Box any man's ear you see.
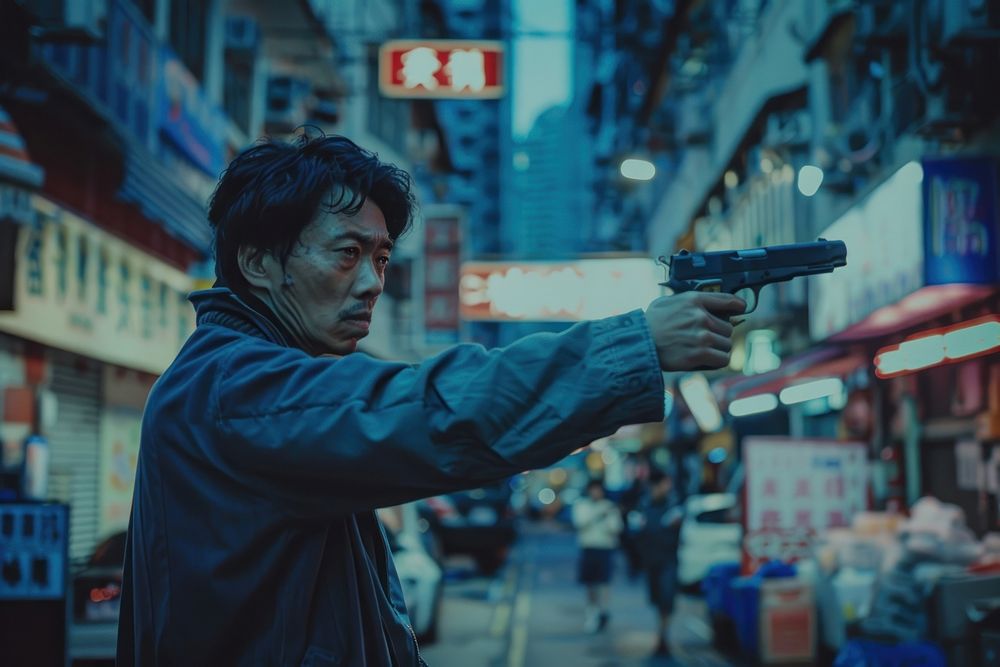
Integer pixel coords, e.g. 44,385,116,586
237,245,277,290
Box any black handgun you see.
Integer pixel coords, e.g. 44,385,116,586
658,238,847,313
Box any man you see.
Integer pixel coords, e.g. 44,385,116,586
117,134,744,666
636,469,684,657
571,479,623,633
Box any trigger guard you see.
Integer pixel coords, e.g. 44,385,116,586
733,286,759,314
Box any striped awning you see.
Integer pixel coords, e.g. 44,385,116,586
0,104,44,188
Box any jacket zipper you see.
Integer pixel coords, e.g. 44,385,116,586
407,623,426,667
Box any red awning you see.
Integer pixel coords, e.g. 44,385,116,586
830,284,997,342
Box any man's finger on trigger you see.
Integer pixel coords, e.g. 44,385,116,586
703,293,747,315
699,292,747,315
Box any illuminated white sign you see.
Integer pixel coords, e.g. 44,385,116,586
729,393,779,417
459,258,663,322
679,373,723,433
874,315,1000,378
779,378,844,406
810,161,924,340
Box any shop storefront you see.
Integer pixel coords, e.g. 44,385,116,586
0,193,193,560
695,156,1000,667
810,156,1000,521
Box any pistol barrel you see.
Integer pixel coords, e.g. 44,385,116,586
669,239,846,281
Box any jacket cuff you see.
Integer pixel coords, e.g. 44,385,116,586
591,309,665,423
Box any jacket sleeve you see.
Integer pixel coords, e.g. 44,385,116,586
210,309,664,516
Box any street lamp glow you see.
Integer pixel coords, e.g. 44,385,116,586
779,378,844,405
678,373,723,433
797,165,824,196
620,158,656,181
728,393,779,417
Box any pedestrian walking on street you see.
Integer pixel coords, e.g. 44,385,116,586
572,478,624,633
636,469,684,658
116,132,745,667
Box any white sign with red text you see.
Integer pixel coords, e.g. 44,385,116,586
743,437,867,570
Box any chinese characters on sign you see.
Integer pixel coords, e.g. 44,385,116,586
423,209,463,345
743,437,868,573
380,40,504,99
0,195,195,375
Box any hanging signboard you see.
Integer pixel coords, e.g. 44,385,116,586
159,46,228,176
459,258,663,322
423,207,463,345
379,40,505,99
922,157,1000,285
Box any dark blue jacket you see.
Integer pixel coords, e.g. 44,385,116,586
117,288,664,666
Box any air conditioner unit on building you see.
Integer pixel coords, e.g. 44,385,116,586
265,76,312,133
307,98,339,126
25,0,105,40
940,0,998,46
225,16,261,56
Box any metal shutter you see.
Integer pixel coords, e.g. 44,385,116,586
46,351,102,563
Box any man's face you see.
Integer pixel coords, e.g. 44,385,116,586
256,199,392,356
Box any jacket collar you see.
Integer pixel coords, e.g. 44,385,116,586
189,287,294,348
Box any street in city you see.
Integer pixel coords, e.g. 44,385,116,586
424,522,742,667
2,1,1000,665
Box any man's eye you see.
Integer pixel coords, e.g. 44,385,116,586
377,256,391,267
339,247,360,258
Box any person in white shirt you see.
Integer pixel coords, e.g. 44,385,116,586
571,479,624,633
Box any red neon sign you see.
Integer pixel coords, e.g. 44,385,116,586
874,315,1000,379
379,40,504,99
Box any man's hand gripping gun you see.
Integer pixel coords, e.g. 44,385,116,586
658,239,848,315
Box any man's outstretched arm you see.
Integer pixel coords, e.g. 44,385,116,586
202,291,743,517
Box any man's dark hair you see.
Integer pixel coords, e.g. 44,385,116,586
207,133,415,294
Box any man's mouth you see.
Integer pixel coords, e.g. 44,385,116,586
343,314,371,331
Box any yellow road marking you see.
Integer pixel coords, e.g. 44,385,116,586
490,602,512,638
507,591,532,667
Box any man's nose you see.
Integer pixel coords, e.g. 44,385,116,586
355,259,384,299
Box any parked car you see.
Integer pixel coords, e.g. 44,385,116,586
377,504,444,643
677,493,743,594
418,481,517,575
68,531,126,666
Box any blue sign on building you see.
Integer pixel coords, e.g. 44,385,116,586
922,157,1000,285
158,47,227,177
